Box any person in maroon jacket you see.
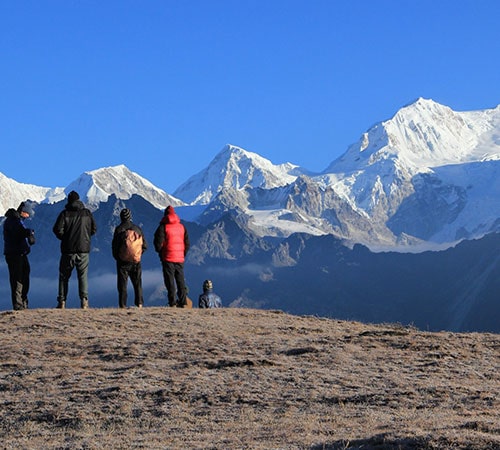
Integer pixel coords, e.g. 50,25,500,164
153,206,190,307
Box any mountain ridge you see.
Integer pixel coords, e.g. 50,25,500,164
1,98,499,250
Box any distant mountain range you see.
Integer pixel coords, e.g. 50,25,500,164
1,98,499,332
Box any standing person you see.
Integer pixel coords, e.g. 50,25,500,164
154,205,190,307
53,191,97,309
112,208,147,308
198,279,222,309
3,202,36,310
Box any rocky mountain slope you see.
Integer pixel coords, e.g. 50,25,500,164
1,308,498,449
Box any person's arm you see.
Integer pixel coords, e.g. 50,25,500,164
111,228,120,260
90,212,97,236
52,212,64,240
183,227,190,255
153,224,165,254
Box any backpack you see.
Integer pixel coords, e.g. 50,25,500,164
119,229,143,263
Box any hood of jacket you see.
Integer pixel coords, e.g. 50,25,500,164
65,200,85,212
4,208,21,219
160,210,181,225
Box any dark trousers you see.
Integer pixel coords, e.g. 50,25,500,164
5,254,30,310
161,261,187,307
117,261,143,308
58,253,89,302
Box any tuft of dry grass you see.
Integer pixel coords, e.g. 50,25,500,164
0,307,498,449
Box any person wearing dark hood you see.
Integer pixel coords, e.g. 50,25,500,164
3,202,36,310
112,208,147,308
154,205,190,307
53,191,97,309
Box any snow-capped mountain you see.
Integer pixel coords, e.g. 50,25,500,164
173,144,303,205
65,165,184,210
184,99,499,247
1,102,499,331
0,172,65,215
2,99,499,250
315,98,500,246
325,98,499,174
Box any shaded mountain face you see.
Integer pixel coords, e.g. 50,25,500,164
0,99,498,332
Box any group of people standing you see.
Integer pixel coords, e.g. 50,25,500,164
3,191,222,310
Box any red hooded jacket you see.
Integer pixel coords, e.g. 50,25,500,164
153,207,190,263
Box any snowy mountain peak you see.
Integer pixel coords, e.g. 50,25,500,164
0,172,65,216
65,165,183,210
173,144,302,205
325,99,500,174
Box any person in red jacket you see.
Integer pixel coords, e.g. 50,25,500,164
153,206,190,307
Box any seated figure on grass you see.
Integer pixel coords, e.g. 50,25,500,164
198,279,222,309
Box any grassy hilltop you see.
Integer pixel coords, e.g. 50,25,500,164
0,308,499,449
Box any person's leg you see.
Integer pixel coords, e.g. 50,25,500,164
130,263,143,307
5,255,24,310
21,255,30,308
162,262,176,307
57,254,74,308
174,263,187,307
117,261,129,308
75,253,90,308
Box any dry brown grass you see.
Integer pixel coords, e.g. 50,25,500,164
0,307,498,449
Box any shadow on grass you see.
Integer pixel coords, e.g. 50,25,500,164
310,434,458,450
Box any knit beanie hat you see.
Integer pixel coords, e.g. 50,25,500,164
120,208,132,222
68,191,80,203
17,202,33,216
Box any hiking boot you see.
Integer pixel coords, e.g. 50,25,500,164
137,303,143,309
56,299,66,309
81,298,89,309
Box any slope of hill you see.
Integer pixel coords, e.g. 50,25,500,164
1,308,498,449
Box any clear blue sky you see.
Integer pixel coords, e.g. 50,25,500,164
1,0,499,193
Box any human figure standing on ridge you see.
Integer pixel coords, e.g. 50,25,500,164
53,191,97,309
112,208,147,308
3,202,36,310
198,279,222,309
154,205,190,307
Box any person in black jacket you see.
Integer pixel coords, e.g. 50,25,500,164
3,202,35,310
53,191,97,309
111,208,147,308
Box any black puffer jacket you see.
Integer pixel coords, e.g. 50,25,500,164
53,200,97,254
3,208,33,256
